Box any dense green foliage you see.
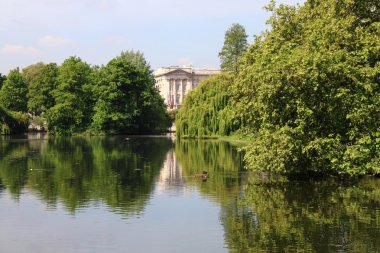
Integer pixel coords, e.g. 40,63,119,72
118,50,151,69
218,23,248,72
0,68,29,133
46,57,94,134
23,62,58,115
176,73,234,137
233,0,380,176
0,73,5,90
178,0,380,176
1,50,170,135
0,68,28,112
0,106,28,134
91,53,170,134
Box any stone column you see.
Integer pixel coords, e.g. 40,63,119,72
168,79,173,109
180,80,185,104
168,79,172,102
186,78,191,94
174,79,178,108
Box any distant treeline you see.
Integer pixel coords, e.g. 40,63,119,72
176,0,380,176
0,51,171,135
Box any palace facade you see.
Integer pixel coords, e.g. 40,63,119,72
154,66,219,110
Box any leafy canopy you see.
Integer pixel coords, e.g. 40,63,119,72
0,73,5,90
176,73,234,138
232,0,380,176
218,23,248,72
91,53,170,134
0,68,28,112
23,62,58,115
177,0,380,177
46,56,93,134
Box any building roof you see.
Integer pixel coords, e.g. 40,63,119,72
154,66,220,77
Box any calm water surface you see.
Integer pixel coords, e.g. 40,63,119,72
0,134,379,253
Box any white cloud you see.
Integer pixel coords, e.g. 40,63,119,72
0,43,42,56
39,35,73,47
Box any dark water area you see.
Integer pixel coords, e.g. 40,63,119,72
0,134,379,253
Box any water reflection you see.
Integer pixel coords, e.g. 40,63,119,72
0,135,173,216
224,175,380,253
1,136,380,252
174,140,245,204
156,150,185,193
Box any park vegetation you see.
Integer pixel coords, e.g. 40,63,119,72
0,70,29,134
218,23,248,73
176,0,380,177
0,50,171,135
176,73,235,137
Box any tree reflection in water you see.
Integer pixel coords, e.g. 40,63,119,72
174,139,245,205
223,174,380,253
0,136,173,216
1,136,380,252
173,140,380,252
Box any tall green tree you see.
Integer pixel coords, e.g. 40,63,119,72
218,23,248,72
118,50,151,70
23,62,58,115
231,0,380,176
0,68,28,112
46,56,93,134
91,54,170,134
22,62,45,84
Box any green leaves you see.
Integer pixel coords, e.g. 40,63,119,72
0,73,6,90
176,73,234,138
0,68,27,112
90,54,170,135
1,50,170,136
0,106,28,134
179,0,380,176
219,23,248,72
23,62,58,115
236,0,380,176
46,57,93,134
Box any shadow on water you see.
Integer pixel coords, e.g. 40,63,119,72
0,135,173,217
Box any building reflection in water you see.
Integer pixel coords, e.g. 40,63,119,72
156,149,185,194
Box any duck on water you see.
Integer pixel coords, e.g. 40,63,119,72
193,171,209,181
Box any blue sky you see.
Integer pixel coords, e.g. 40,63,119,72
0,0,305,74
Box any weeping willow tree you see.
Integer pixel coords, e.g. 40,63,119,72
176,73,236,138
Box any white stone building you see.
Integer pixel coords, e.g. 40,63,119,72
154,66,220,110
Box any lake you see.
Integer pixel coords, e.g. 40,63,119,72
0,134,379,252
